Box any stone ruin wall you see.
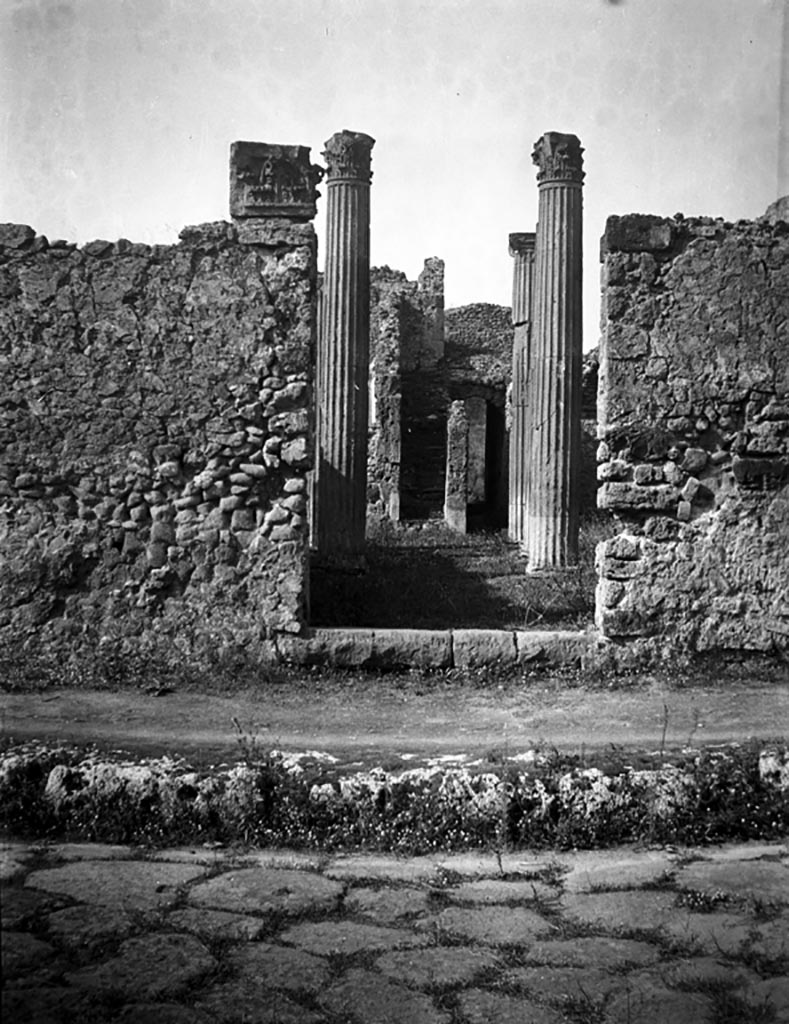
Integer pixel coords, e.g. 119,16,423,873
597,211,789,652
368,260,446,520
0,218,316,665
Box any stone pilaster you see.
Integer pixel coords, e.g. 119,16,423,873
523,132,584,570
508,231,536,546
312,130,375,555
444,400,468,533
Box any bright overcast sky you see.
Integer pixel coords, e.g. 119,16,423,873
2,0,786,350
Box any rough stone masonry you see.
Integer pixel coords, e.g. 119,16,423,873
0,142,319,665
597,205,789,653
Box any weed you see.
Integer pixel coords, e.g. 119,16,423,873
709,989,778,1023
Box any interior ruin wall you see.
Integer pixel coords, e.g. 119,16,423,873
597,211,789,652
0,218,316,666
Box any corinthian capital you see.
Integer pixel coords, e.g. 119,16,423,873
532,132,584,185
323,130,375,184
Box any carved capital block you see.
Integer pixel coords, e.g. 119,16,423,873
508,232,536,257
532,132,584,185
323,130,375,184
229,142,322,220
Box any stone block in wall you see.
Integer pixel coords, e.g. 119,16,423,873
602,215,674,255
598,482,679,512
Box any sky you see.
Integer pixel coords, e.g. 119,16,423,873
2,0,787,350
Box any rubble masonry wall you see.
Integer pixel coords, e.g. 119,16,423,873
597,213,789,651
0,219,316,664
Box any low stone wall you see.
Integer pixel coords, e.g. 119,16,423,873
0,218,316,663
596,211,789,652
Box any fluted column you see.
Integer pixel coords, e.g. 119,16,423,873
508,231,536,546
313,130,375,556
524,132,584,570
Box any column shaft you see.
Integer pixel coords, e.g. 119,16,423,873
508,233,535,546
313,131,374,556
524,133,584,570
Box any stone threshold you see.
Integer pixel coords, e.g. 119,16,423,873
276,626,595,670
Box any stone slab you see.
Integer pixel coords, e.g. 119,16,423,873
417,906,553,946
750,976,789,1014
117,1004,215,1024
524,936,661,968
0,886,61,929
187,867,342,915
452,629,517,669
658,956,759,989
45,842,136,862
0,986,88,1024
505,964,626,1003
280,920,429,956
166,907,267,940
371,628,452,669
457,988,565,1024
319,968,449,1024
449,878,556,904
326,854,439,882
675,860,789,901
514,630,591,665
665,910,770,956
559,849,675,893
559,890,677,933
345,886,431,922
228,943,330,995
606,985,711,1024
26,860,206,910
197,979,323,1024
66,933,215,1000
1,931,56,978
46,904,136,946
374,946,500,989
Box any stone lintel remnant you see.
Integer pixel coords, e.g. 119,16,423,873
229,142,322,221
524,131,584,570
313,130,375,556
508,231,536,545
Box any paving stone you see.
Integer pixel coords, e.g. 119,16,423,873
457,988,565,1024
167,906,267,940
523,936,661,968
66,933,216,1000
435,853,551,877
676,859,789,901
375,946,500,989
449,878,556,904
658,955,760,989
505,964,627,1003
117,1004,215,1024
46,904,136,946
0,855,28,883
26,860,206,910
0,930,56,978
228,943,331,995
0,886,61,929
326,854,439,882
188,867,341,916
280,919,429,956
687,842,788,863
0,985,88,1024
46,842,136,862
606,984,711,1024
559,889,677,932
345,885,432,922
147,848,227,865
750,976,789,1015
560,849,675,893
665,910,756,955
319,968,449,1023
197,979,324,1024
417,905,554,946
243,849,329,871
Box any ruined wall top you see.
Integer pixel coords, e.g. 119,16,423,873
229,142,322,221
323,130,375,184
532,132,584,185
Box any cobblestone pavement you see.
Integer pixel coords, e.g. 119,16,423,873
2,840,788,1024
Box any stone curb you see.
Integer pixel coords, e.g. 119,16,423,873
276,627,595,669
